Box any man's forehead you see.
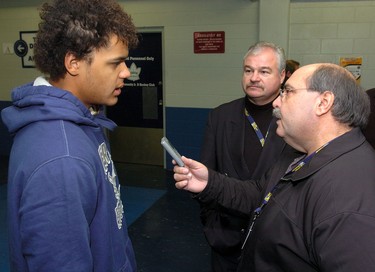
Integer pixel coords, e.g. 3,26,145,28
244,64,272,70
289,64,319,82
244,53,278,68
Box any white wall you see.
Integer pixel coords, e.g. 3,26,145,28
0,7,41,100
122,0,259,109
288,0,375,90
0,0,258,107
1,0,375,107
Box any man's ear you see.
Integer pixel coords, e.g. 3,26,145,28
316,91,334,116
280,69,286,84
64,52,79,76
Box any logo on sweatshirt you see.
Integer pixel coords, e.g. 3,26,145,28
98,142,124,229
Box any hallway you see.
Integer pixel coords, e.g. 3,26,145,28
0,157,211,272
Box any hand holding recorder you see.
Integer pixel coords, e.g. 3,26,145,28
161,137,208,193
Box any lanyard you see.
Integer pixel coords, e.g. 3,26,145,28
241,141,330,249
244,108,269,147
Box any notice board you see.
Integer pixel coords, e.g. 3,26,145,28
194,31,225,54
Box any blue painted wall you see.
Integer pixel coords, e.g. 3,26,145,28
165,107,210,170
0,102,211,169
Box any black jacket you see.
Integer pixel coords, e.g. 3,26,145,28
199,97,288,254
363,88,375,149
198,128,375,271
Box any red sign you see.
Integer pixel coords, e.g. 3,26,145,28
194,31,225,54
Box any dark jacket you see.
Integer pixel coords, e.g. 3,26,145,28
363,88,375,149
198,128,375,271
199,97,288,254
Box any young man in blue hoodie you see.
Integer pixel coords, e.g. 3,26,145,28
1,0,138,271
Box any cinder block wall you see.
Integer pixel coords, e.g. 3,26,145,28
289,1,375,90
1,0,375,162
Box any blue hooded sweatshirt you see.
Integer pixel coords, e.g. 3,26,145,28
1,78,136,272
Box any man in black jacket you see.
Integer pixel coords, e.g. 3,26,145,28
200,41,287,271
174,63,375,271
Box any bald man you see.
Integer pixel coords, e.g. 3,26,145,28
173,63,375,272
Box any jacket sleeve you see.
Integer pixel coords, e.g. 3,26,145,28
312,212,375,271
195,169,263,216
195,147,300,216
19,157,97,272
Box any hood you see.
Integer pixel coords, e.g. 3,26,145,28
1,81,116,134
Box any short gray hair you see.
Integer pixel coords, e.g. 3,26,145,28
307,64,370,129
243,41,286,74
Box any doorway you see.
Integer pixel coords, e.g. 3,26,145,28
107,31,164,166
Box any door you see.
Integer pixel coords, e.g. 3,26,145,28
107,31,163,165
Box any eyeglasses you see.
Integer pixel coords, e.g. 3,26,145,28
279,86,314,98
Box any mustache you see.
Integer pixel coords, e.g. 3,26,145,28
273,108,281,119
246,84,263,89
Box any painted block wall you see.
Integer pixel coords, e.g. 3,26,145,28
165,107,210,169
122,0,259,109
289,0,375,91
2,0,375,162
0,7,41,101
0,0,259,160
120,0,259,166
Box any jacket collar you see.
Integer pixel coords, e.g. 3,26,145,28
283,127,366,183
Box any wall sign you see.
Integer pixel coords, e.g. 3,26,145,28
14,31,37,68
194,31,225,54
340,57,362,83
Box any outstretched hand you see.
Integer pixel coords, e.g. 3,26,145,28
172,156,208,193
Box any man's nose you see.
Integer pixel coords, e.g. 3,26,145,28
120,62,131,79
250,71,260,81
273,95,282,108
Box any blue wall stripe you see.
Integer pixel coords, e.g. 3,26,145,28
0,102,211,170
165,107,210,170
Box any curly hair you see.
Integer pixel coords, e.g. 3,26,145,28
34,0,139,81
